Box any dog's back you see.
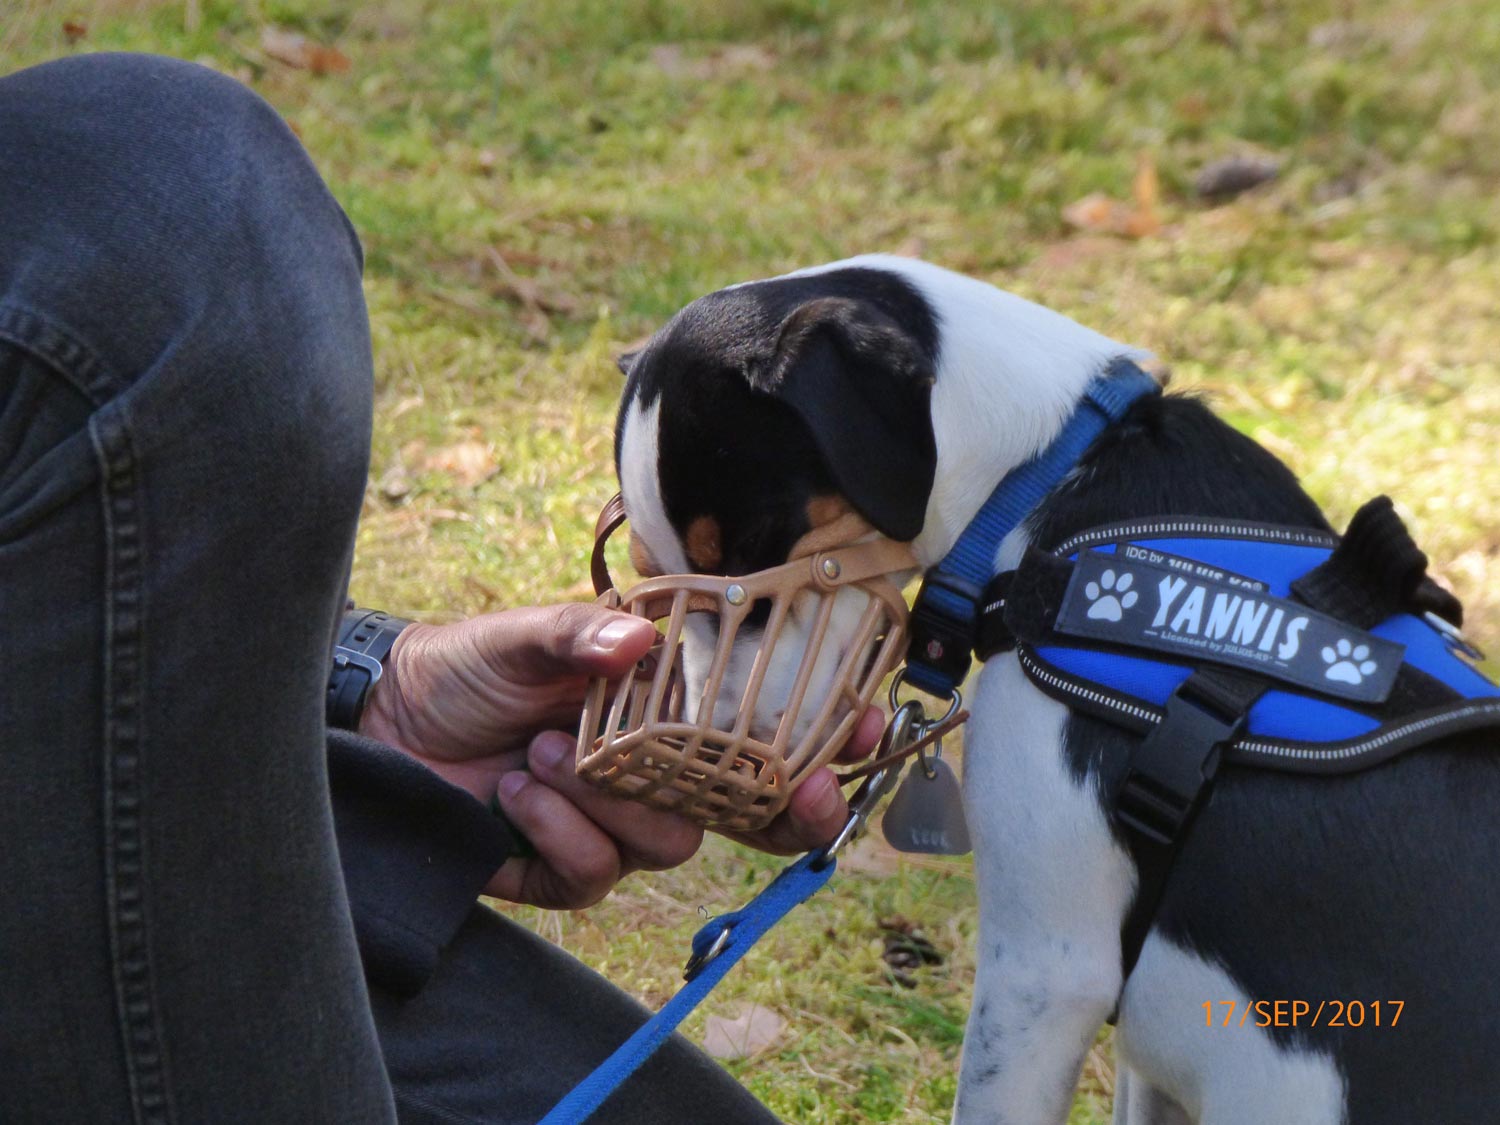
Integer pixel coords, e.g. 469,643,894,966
1033,392,1500,1121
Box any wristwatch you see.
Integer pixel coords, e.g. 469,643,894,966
327,604,412,730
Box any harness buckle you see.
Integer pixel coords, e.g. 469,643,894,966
1116,683,1247,846
905,571,984,693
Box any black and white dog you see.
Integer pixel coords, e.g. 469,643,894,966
613,255,1500,1124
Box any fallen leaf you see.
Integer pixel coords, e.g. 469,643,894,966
261,27,351,75
1062,154,1160,239
1195,154,1281,201
1062,193,1158,239
307,44,351,75
422,441,498,488
703,1004,785,1060
649,42,775,80
378,464,412,503
63,20,87,43
838,831,903,875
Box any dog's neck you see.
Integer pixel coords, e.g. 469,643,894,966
791,255,1150,568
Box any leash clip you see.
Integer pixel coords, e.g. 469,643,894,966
682,926,733,981
813,701,926,870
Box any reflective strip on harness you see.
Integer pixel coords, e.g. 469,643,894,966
1005,515,1500,761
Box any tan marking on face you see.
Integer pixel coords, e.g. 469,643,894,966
805,495,852,528
684,515,723,571
628,531,663,578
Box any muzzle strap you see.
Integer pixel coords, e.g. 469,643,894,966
590,492,629,597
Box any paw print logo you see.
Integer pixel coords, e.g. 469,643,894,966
1085,569,1138,622
1322,638,1378,685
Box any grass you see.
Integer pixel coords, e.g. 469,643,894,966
6,1,1499,1119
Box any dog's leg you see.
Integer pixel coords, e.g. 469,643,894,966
1114,1065,1191,1125
952,655,1134,1124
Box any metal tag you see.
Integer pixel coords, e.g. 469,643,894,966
881,755,971,855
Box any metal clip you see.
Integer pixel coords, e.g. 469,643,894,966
812,700,925,870
916,729,940,780
1424,611,1487,662
682,925,733,981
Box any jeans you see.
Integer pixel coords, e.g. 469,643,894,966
0,54,775,1125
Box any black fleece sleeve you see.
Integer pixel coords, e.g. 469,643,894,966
326,729,522,997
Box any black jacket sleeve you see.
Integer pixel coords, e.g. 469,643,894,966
326,729,522,996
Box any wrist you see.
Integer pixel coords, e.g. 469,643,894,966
328,605,413,731
356,621,425,748
356,624,507,802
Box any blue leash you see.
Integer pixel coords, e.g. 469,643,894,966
537,851,837,1124
538,758,905,1124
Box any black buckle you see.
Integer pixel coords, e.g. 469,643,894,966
974,571,1017,659
906,570,983,689
1116,683,1247,846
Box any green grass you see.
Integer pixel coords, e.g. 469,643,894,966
7,1,1500,1119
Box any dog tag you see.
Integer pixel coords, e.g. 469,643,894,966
881,754,971,856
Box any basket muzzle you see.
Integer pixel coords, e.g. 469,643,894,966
575,494,918,831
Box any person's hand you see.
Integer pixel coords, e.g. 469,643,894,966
360,603,658,796
718,705,888,856
358,602,885,906
360,603,703,908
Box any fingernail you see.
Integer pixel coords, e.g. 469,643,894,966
592,617,643,651
534,734,570,772
499,772,530,801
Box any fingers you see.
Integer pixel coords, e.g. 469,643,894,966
485,731,703,908
835,705,887,762
488,766,622,909
478,603,657,684
718,766,850,856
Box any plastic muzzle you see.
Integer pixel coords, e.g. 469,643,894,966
576,494,917,831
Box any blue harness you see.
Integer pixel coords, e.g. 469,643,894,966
905,359,1500,977
552,362,1496,1119
1005,521,1500,768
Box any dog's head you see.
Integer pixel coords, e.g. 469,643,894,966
597,256,1143,825
613,265,940,750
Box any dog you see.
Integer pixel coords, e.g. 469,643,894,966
612,254,1500,1124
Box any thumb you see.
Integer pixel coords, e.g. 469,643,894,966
476,603,657,684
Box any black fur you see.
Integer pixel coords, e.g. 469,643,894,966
627,263,1499,1118
1033,394,1500,1121
618,268,940,566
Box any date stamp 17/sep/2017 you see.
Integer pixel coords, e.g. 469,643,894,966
1203,1000,1403,1029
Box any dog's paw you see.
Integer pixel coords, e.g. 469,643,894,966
1321,637,1378,685
1084,569,1137,622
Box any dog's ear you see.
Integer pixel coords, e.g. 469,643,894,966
616,351,640,377
746,296,936,541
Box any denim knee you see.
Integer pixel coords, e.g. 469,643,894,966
0,53,367,407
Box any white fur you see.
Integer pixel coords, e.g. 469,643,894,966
782,255,1151,563
625,258,1347,1124
955,651,1134,1123
1115,937,1346,1125
682,584,876,741
619,397,689,575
